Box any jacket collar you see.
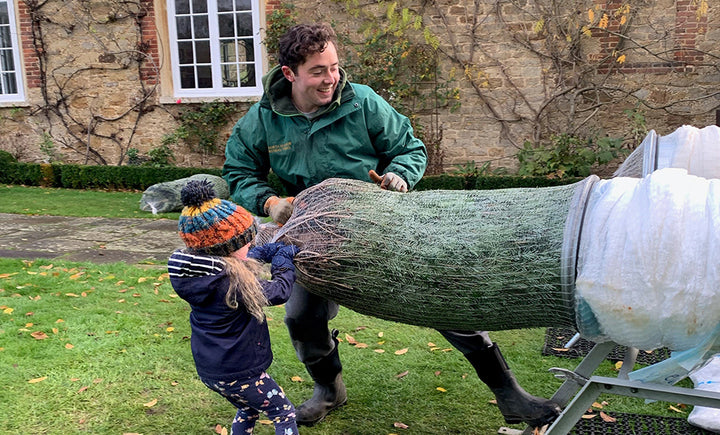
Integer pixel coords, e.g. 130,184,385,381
260,65,354,116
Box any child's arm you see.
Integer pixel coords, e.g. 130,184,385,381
261,245,299,306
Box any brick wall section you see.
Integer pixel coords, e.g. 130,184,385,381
674,0,707,63
17,1,41,89
140,0,160,85
592,0,707,73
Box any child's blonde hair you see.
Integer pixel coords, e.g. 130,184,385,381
223,255,269,322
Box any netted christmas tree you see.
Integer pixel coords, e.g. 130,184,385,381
274,177,591,331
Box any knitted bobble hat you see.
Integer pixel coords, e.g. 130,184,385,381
178,179,257,256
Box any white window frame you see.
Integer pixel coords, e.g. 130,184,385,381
0,0,25,103
166,0,264,98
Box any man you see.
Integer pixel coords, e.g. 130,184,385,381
223,23,561,428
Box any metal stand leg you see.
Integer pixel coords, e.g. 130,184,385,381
545,376,720,435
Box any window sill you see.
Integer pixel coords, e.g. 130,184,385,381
159,96,261,105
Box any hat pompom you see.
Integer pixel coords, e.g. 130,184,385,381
181,179,216,208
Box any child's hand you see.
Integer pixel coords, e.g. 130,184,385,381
271,245,300,274
247,242,285,263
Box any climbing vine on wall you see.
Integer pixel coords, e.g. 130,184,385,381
19,0,163,166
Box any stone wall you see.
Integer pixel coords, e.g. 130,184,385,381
0,0,717,175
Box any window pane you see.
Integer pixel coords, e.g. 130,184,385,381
235,0,251,11
175,16,191,39
0,26,10,48
236,13,252,36
218,13,234,38
240,64,255,87
195,41,210,63
175,0,190,15
220,39,236,63
222,63,238,87
192,0,207,13
218,0,232,12
0,48,14,71
2,72,15,93
237,38,254,62
0,3,8,25
194,15,209,38
180,65,196,88
197,65,212,88
178,41,194,64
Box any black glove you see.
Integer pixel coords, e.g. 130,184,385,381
271,245,300,274
247,242,285,263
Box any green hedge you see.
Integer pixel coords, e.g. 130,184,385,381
0,160,582,191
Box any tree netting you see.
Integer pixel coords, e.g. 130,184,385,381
273,178,590,331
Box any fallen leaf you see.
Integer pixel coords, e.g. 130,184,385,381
143,398,158,407
354,343,368,348
166,327,175,332
378,331,384,337
69,272,85,280
258,419,272,425
668,405,685,413
581,413,596,419
65,293,80,297
291,376,303,382
78,386,88,393
65,343,74,349
614,361,623,370
396,370,409,379
374,349,385,353
393,421,409,429
345,334,357,345
28,376,48,383
428,342,436,347
56,319,64,323
552,347,570,352
434,371,442,376
394,348,409,355
436,387,447,392
31,331,48,340
592,401,603,409
600,411,616,422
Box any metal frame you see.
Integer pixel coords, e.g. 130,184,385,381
511,341,720,435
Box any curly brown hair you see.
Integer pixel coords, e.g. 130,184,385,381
278,23,337,73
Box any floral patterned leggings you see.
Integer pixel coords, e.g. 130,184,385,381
202,372,298,435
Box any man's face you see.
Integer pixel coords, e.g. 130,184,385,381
282,42,340,114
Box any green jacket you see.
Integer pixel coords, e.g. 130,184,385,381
222,65,428,216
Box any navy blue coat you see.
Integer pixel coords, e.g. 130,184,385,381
168,250,294,380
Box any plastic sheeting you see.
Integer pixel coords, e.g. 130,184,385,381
575,168,720,352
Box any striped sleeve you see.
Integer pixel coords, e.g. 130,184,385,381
167,250,225,278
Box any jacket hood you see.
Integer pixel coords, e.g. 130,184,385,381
260,65,353,116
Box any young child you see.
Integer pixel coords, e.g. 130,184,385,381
168,179,300,435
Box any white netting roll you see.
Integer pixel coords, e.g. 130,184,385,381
274,178,588,331
576,168,720,351
614,125,720,179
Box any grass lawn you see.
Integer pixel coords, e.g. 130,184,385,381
0,185,696,434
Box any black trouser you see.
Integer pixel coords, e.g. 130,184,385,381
284,283,493,365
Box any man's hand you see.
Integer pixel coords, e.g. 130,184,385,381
264,196,295,225
368,170,408,193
